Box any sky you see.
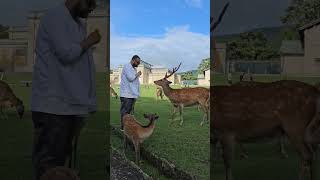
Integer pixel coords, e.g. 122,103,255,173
110,0,210,72
0,0,292,71
213,0,291,35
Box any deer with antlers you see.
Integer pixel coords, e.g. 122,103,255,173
154,63,210,126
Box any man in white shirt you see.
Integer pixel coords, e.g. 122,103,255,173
119,55,142,129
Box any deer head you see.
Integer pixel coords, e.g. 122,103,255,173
154,63,181,87
143,113,159,121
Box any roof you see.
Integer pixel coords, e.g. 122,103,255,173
279,40,304,55
298,18,320,47
298,18,320,32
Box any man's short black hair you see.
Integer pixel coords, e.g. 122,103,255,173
132,55,140,60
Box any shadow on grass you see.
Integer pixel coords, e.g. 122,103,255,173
0,110,108,180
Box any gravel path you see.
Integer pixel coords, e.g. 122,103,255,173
111,149,151,180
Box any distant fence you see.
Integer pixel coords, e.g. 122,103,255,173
227,60,281,74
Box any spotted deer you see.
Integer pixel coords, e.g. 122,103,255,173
123,113,159,164
212,80,320,180
0,80,24,120
154,63,209,126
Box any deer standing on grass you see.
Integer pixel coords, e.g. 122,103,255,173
154,63,210,126
110,84,118,99
0,80,24,120
212,80,320,180
123,113,159,164
156,86,163,101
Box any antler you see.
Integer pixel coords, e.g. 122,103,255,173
164,63,182,79
211,2,230,32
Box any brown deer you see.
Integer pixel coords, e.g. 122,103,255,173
156,86,163,101
40,166,80,180
0,80,24,120
227,76,290,159
123,113,159,164
154,63,209,126
212,80,320,180
110,84,118,99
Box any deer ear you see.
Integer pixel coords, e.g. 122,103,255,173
155,115,159,120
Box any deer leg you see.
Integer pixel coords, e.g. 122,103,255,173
133,141,140,165
123,135,127,158
287,133,313,180
170,105,178,124
0,106,7,120
239,143,249,160
200,104,209,126
279,135,288,159
212,136,220,161
0,106,3,120
179,104,184,126
221,135,235,180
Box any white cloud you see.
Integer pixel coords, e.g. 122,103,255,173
184,0,202,8
110,25,209,72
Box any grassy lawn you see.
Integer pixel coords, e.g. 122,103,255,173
110,85,210,179
212,73,320,180
0,73,107,180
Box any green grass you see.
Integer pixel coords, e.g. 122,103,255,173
212,74,320,180
110,85,210,180
0,73,107,180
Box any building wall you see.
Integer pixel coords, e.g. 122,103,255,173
303,24,320,75
282,55,304,75
197,69,210,86
86,9,107,72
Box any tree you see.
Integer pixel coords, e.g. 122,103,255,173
198,58,210,74
281,0,320,28
181,71,196,81
227,32,279,60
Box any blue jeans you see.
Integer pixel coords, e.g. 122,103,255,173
120,97,136,129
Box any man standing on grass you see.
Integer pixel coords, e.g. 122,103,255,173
30,0,101,179
119,55,142,129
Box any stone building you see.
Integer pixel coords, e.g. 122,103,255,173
280,18,320,76
0,0,108,72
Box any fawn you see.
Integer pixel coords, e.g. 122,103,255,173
122,113,159,164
